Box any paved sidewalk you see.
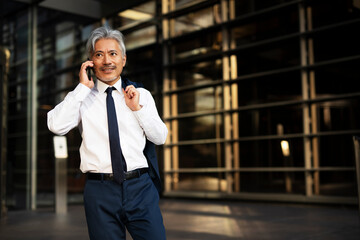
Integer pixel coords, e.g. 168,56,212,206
0,198,359,239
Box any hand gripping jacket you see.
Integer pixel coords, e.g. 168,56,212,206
121,78,162,194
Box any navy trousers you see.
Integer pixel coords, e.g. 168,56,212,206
83,172,166,240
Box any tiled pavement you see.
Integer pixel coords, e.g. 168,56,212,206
0,198,359,239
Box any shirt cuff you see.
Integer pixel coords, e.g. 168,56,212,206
72,83,91,102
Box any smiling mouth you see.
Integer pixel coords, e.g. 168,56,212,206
100,66,116,72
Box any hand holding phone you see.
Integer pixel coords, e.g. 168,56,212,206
86,66,94,81
79,59,95,89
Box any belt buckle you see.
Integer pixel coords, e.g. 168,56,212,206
124,169,140,181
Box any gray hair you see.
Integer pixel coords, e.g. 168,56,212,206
86,26,126,58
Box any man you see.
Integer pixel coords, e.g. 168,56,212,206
47,26,167,240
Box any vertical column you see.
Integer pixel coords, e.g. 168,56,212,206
353,136,360,216
170,78,179,190
168,0,179,190
163,73,172,192
162,0,172,192
299,3,313,197
215,86,223,191
221,0,233,193
0,48,10,218
27,5,38,210
162,0,179,191
307,6,320,195
229,0,240,192
31,6,38,211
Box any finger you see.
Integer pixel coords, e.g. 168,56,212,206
124,86,134,97
128,90,135,99
125,85,131,93
123,88,132,99
82,61,94,71
79,61,94,83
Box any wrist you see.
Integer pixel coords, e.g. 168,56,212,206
133,104,142,111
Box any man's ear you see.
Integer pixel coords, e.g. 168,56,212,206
123,55,127,67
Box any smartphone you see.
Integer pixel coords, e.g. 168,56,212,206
86,58,94,81
86,66,94,81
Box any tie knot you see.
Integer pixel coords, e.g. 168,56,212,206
106,87,116,95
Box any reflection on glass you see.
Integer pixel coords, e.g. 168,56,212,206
173,6,220,37
178,87,222,114
175,60,222,87
239,172,305,194
125,26,156,50
310,1,360,28
175,0,207,9
239,139,304,168
312,25,360,62
117,1,155,28
178,115,223,141
237,71,302,106
239,107,303,136
317,100,360,132
315,60,360,95
174,31,222,60
232,9,298,45
179,144,224,168
236,40,300,76
177,173,227,192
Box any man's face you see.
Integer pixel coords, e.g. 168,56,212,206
91,38,126,85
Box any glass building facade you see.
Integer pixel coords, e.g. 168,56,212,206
1,0,359,213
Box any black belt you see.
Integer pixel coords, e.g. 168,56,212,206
87,168,148,182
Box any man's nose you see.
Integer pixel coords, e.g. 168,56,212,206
103,54,111,64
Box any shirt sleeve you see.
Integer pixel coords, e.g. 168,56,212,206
47,83,91,135
133,88,168,145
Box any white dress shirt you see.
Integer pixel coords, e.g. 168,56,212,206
47,78,168,173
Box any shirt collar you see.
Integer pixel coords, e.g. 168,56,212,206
96,77,123,94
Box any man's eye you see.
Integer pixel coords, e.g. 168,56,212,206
95,53,103,57
110,52,117,56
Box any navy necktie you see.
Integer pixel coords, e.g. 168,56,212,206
105,87,126,184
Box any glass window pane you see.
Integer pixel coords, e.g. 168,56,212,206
178,114,223,141
173,31,222,60
236,40,300,76
177,172,226,192
9,61,27,84
125,25,156,50
316,99,360,132
318,171,357,197
8,117,27,134
232,9,298,44
239,107,303,136
177,87,222,114
309,0,360,28
175,0,207,9
238,71,302,106
117,1,156,27
318,135,356,167
174,60,222,88
179,143,224,168
173,5,220,37
239,139,305,168
312,23,360,62
8,100,27,115
314,60,360,95
239,172,305,194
